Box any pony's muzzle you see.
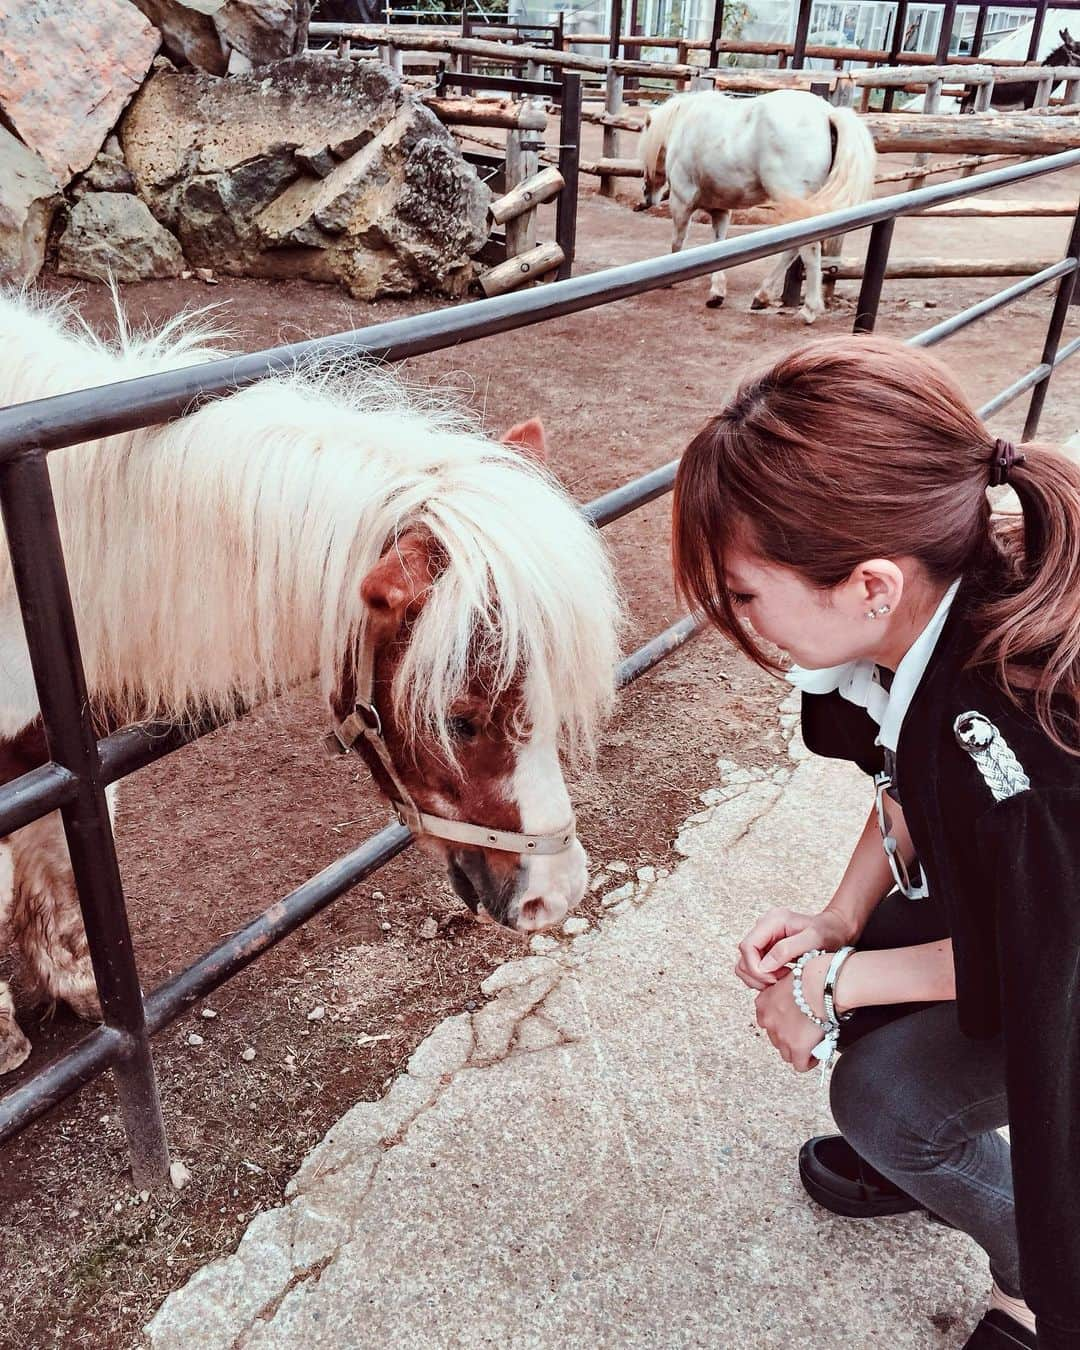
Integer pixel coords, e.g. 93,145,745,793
445,841,586,933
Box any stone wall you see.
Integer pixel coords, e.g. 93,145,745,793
0,2,490,297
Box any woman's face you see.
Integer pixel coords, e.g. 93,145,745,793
723,547,895,670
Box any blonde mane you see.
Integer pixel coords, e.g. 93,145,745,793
0,291,623,761
639,94,694,183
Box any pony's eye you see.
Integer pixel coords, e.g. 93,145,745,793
448,716,479,742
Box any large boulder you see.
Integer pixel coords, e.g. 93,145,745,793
127,0,310,74
0,127,62,284
57,192,186,281
0,0,160,184
120,54,491,298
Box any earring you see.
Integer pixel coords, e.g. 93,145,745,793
865,603,891,620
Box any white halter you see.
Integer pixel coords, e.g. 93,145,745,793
325,635,577,857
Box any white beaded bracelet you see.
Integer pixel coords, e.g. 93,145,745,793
790,949,842,1082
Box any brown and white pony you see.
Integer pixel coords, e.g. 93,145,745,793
0,292,622,1074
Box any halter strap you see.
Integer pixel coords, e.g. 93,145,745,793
325,634,577,857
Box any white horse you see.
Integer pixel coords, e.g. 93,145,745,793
0,291,623,1074
639,90,877,323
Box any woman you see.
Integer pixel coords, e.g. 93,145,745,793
672,335,1080,1350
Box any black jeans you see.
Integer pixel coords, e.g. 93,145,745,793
829,891,1019,1298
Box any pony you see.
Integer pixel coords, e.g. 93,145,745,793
960,30,1080,112
638,90,877,324
0,291,623,1074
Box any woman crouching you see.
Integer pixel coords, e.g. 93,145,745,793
673,335,1080,1350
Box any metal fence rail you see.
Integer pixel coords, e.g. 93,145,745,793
0,148,1078,1183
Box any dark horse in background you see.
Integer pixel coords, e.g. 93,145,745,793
961,30,1080,111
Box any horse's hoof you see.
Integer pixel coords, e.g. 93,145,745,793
705,295,725,309
750,295,770,311
800,305,820,326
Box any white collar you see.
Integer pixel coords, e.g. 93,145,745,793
786,579,961,752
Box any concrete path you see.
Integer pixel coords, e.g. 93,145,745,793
146,696,988,1350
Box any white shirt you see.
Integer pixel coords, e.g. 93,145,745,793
786,579,961,753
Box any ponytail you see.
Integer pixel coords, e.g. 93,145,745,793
974,445,1080,750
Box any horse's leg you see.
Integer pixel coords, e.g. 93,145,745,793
751,249,798,310
705,209,732,309
11,810,102,1022
0,844,30,1074
799,241,825,325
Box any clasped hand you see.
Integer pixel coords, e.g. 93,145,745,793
737,907,853,1073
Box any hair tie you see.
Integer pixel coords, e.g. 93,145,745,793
989,439,1025,488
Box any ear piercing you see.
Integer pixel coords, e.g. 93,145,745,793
865,603,891,620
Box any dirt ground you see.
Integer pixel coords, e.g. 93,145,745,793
1,151,1079,1350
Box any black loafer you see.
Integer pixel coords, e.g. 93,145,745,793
798,1134,926,1219
963,1311,1037,1349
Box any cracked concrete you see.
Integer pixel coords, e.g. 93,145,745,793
146,697,990,1349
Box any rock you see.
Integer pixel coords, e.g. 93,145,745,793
0,0,160,184
601,883,636,908
379,921,392,933
307,1005,326,1022
529,934,558,954
193,266,218,283
240,1047,257,1062
561,916,590,936
139,1190,151,1203
82,150,137,195
121,54,490,298
129,0,309,74
186,1032,204,1046
636,866,657,884
57,193,186,282
0,128,61,285
419,916,439,940
169,1160,192,1191
371,890,386,901
215,0,311,66
200,1008,218,1020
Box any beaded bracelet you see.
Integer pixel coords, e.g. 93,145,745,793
790,949,842,1082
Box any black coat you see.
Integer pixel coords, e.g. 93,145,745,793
801,582,1080,1349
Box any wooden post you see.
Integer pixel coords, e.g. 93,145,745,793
822,78,855,306
709,0,726,70
935,0,958,64
791,0,812,69
910,77,943,190
555,71,581,280
601,0,625,197
1034,74,1054,109
337,35,351,60
481,241,565,295
974,77,994,112
883,0,910,111
1066,80,1080,106
1026,0,1048,62
490,166,565,224
971,2,988,57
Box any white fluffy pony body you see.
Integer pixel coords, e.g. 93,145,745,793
639,90,877,322
0,292,621,760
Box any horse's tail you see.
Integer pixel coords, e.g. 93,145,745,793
745,106,877,226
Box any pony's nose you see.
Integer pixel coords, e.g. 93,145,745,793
517,893,569,932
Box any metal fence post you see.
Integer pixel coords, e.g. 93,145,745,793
853,217,897,333
1023,200,1080,439
0,452,170,1188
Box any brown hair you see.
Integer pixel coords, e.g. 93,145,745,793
672,334,1080,749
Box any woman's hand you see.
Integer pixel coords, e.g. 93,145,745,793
754,956,831,1072
735,907,856,990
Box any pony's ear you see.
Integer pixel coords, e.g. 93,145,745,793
360,531,441,633
502,417,548,464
